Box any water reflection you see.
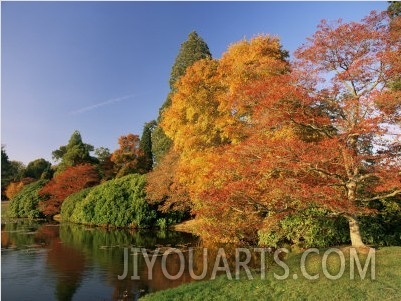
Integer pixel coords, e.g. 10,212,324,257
1,220,270,300
57,223,201,299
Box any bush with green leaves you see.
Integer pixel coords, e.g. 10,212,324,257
258,208,350,248
259,200,401,248
359,198,401,246
8,180,47,218
60,187,93,224
61,174,156,228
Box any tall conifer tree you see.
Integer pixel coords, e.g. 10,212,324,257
152,31,212,165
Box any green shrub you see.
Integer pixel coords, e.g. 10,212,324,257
61,174,156,228
60,187,93,223
258,200,401,248
157,209,188,227
8,180,48,218
258,208,350,248
156,218,167,230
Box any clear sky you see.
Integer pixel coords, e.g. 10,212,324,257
1,1,388,165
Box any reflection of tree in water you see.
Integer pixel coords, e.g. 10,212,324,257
1,219,41,249
37,225,86,301
1,223,12,248
58,223,272,300
59,223,203,299
1,221,86,301
2,220,274,300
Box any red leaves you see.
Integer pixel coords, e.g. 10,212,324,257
39,164,100,216
198,12,400,242
153,14,401,244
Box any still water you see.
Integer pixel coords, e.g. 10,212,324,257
1,219,266,301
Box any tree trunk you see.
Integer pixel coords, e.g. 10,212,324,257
347,215,365,248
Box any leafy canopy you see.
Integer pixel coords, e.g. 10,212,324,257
39,164,100,216
52,130,98,173
61,174,156,228
152,31,212,165
158,13,401,247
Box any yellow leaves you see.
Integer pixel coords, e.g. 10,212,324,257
162,34,290,157
219,35,288,93
161,58,223,152
159,35,294,240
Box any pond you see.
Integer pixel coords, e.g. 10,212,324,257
1,219,269,300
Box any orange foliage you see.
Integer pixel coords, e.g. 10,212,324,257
146,149,190,213
39,164,100,216
5,178,35,200
162,35,289,153
160,35,293,243
111,134,143,177
158,15,401,246
5,182,25,200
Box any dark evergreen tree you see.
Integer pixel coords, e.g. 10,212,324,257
1,147,27,199
388,1,401,18
52,130,98,173
152,31,212,165
1,146,13,199
169,31,212,91
138,120,156,173
24,158,52,179
9,161,26,182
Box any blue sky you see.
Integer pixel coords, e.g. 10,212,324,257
1,1,388,164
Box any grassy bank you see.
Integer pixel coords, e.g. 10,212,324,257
141,246,401,300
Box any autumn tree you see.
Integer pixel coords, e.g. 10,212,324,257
160,35,291,242
285,11,401,247
5,182,25,200
146,149,190,213
163,35,289,152
39,164,100,216
152,31,212,165
52,130,98,173
111,134,143,177
195,13,401,247
162,35,289,179
5,177,36,200
160,14,401,249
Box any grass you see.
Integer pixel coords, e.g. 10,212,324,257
140,246,401,301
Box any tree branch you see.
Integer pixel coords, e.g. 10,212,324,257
308,166,345,182
290,117,334,138
358,189,401,202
